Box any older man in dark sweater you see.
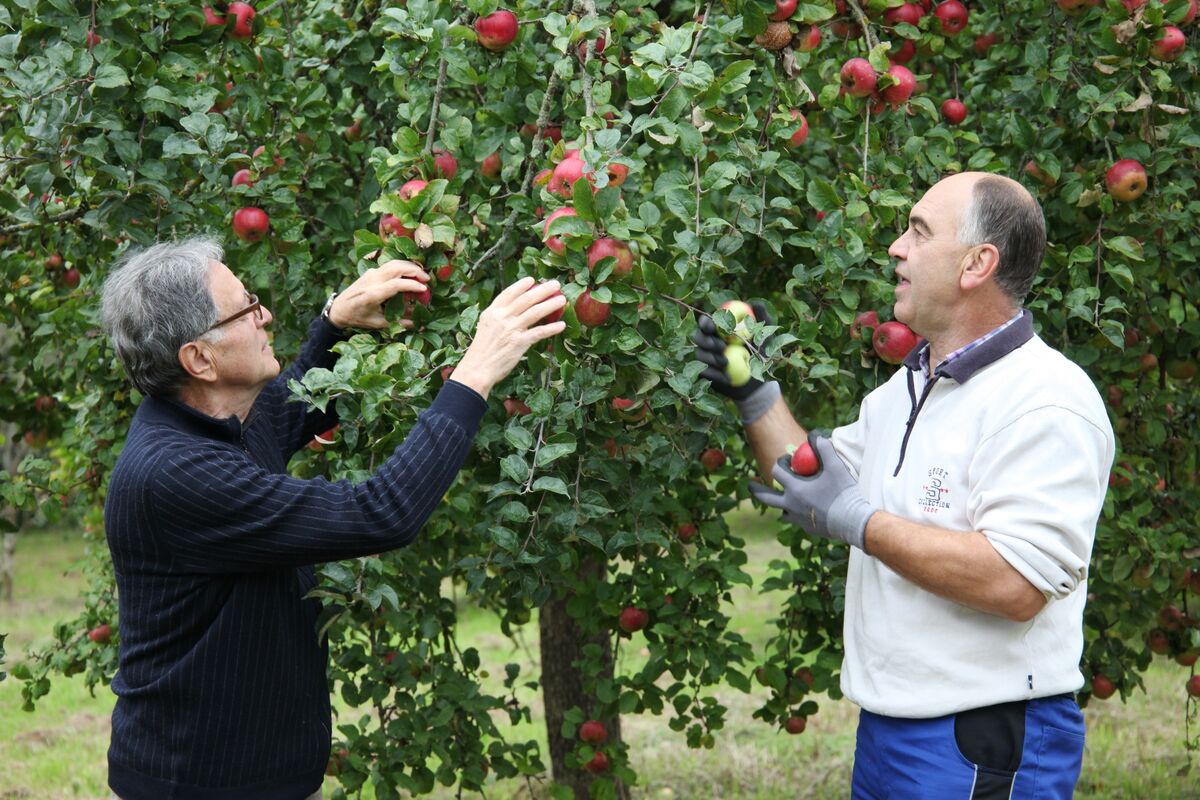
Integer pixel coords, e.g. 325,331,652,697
100,238,566,800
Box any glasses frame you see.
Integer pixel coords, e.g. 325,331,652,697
206,293,263,332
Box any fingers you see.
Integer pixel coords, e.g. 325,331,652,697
699,366,731,386
518,292,567,328
748,481,788,510
697,314,717,335
772,458,800,487
489,276,538,310
509,279,563,317
375,259,430,282
694,348,726,369
749,301,769,325
692,327,725,353
526,319,568,342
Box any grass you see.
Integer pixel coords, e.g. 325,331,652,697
1,518,1197,800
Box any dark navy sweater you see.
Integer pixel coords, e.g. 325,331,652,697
104,316,488,800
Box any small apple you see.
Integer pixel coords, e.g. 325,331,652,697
399,179,428,200
755,21,794,50
579,720,607,744
88,624,112,644
86,29,102,49
1106,159,1147,202
1189,675,1200,698
232,207,269,242
1091,674,1116,699
719,299,757,342
723,344,752,387
575,36,607,63
539,290,566,324
44,252,63,270
231,168,255,187
584,752,609,774
891,39,917,63
770,0,798,21
1024,161,1056,188
974,32,999,54
63,268,81,288
785,716,807,735
840,57,877,98
203,6,226,27
480,152,502,180
542,207,578,254
475,9,519,51
611,397,648,422
227,1,255,39
881,64,916,108
793,24,821,52
343,120,362,141
941,98,968,125
934,0,968,34
618,606,648,632
872,321,920,364
676,522,698,543
379,214,413,241
787,110,808,146
791,442,819,476
606,162,629,187
884,3,924,26
504,398,532,417
1147,629,1170,655
849,310,879,340
574,290,611,327
700,448,726,471
586,238,635,278
548,157,592,198
432,149,458,180
1150,25,1186,60
1165,359,1197,381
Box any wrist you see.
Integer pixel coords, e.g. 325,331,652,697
448,361,494,400
322,293,348,330
734,381,779,425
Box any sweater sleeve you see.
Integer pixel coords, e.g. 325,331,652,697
261,315,350,460
967,405,1113,600
146,381,488,573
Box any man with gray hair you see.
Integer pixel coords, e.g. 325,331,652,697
100,238,566,800
694,173,1114,797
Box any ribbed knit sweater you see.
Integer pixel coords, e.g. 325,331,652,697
104,316,488,800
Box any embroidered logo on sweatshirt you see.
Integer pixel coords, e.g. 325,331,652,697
919,467,951,513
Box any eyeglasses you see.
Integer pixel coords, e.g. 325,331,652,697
206,293,263,331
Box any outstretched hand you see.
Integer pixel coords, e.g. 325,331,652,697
327,259,430,330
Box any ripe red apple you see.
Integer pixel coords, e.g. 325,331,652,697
203,6,226,27
1189,675,1200,698
676,522,698,543
399,179,428,200
785,716,807,735
548,157,592,198
1171,0,1199,25
475,9,519,51
1150,26,1186,61
606,162,629,187
88,623,112,644
480,152,502,180
849,310,879,340
574,290,611,327
787,110,808,146
231,168,255,187
770,0,798,21
35,395,55,413
1091,674,1116,699
251,145,284,173
793,24,821,52
587,238,635,278
503,398,532,417
1024,161,1056,188
840,58,877,98
872,321,920,364
543,207,578,254
44,252,63,270
435,259,453,281
63,267,81,288
1147,629,1171,654
941,98,968,125
232,207,269,242
432,149,458,180
884,3,924,26
934,0,968,34
579,720,607,744
344,120,362,141
1159,605,1186,632
791,442,819,476
891,39,917,63
700,448,726,471
974,32,999,54
584,752,609,774
86,29,102,49
575,36,607,63
618,606,648,632
881,64,916,107
1106,159,1147,202
1178,651,1199,667
227,1,255,39
379,214,413,241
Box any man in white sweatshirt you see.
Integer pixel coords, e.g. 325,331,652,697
694,172,1114,799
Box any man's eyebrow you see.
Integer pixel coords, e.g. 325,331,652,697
909,214,931,233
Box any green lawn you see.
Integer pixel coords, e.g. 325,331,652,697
1,519,1196,799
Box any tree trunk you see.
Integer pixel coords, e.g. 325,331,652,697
0,421,23,604
0,532,15,603
539,555,630,800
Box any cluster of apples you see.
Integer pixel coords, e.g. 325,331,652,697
203,2,256,41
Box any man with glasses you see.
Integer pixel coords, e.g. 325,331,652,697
100,238,566,800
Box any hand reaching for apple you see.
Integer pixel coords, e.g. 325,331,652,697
449,277,567,400
692,301,770,401
327,259,430,330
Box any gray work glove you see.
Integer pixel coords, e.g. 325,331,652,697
691,302,770,402
748,433,876,551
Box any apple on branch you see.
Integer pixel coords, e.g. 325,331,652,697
872,321,921,364
475,9,519,51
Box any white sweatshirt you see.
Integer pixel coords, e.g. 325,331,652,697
831,319,1114,718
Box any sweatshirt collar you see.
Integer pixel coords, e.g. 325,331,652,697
903,309,1035,384
137,394,246,443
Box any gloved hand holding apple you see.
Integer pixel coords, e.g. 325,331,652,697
692,300,770,399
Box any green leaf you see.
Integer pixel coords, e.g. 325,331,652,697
501,454,529,483
162,133,203,158
806,177,841,212
535,442,576,467
1105,236,1143,262
531,476,570,496
94,64,130,88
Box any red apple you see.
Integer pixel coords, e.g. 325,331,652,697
891,39,917,63
203,6,226,27
399,179,428,200
840,57,877,98
475,9,519,51
1024,160,1056,188
576,36,607,63
308,425,339,452
232,207,269,242
1091,674,1116,699
793,24,821,52
974,32,999,54
785,716,807,734
1106,159,1147,202
791,442,819,476
584,752,609,773
1189,675,1200,698
884,3,924,26
542,207,578,254
503,398,532,417
587,238,635,278
432,149,458,180
231,168,255,187
63,268,81,288
251,145,284,173
872,321,920,364
533,168,553,187
344,120,362,141
611,396,648,422
849,310,879,340
35,395,55,413
1149,26,1186,61
934,0,968,34
86,29,102,49
1170,0,1199,25
1147,629,1170,654
941,98,968,125
700,448,726,471
379,214,413,241
435,259,453,281
548,157,592,198
44,252,63,270
606,162,629,187
579,720,607,744
88,624,112,644
787,110,808,146
574,290,611,327
881,64,916,107
539,290,566,324
676,522,698,543
618,606,648,632
227,1,255,39
770,0,798,21
480,152,502,180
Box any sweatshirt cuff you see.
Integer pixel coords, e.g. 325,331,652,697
433,380,490,436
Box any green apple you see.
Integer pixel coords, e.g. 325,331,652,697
720,300,756,343
724,343,752,386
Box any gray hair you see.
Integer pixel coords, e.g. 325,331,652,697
101,238,224,397
958,176,1047,305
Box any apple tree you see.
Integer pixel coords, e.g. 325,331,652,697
1,0,1198,796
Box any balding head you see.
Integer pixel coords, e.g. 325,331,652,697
949,172,1047,304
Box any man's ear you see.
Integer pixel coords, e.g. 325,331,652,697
960,243,1001,293
178,340,219,384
